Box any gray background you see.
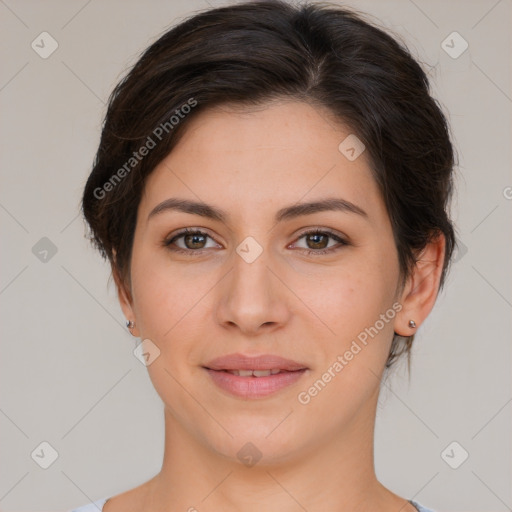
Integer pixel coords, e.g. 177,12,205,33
0,0,511,511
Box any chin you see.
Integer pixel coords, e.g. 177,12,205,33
198,414,308,467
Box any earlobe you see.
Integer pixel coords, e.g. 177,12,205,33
125,319,137,336
112,262,139,337
393,233,446,336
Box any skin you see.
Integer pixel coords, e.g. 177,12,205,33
107,100,445,512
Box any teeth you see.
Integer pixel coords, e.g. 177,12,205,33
236,370,255,377
253,370,272,377
225,369,283,377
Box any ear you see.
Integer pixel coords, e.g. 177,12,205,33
394,232,446,336
112,252,140,337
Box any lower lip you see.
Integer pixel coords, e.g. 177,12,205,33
205,368,307,399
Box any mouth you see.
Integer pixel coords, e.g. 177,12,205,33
203,353,308,399
220,369,290,377
204,353,308,372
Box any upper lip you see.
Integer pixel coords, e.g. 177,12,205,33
204,353,308,371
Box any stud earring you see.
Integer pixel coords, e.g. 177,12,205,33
408,320,416,329
126,320,135,330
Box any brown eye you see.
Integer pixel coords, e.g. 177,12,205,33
164,229,220,254
182,232,207,249
305,232,330,249
291,229,347,256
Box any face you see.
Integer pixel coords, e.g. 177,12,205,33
119,100,405,463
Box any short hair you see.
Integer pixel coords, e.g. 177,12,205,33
82,0,457,368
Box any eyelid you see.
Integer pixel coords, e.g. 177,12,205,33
293,227,347,242
163,226,348,255
164,227,221,250
288,227,348,254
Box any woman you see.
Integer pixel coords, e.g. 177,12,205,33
72,1,456,510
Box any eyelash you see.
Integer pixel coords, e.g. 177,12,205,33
163,227,348,256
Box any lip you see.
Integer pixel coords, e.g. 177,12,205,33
204,353,308,371
203,353,308,399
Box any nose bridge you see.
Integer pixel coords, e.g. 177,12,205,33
216,235,289,333
231,236,275,306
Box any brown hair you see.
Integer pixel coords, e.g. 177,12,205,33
82,0,457,368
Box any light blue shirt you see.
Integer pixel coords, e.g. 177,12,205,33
69,497,436,511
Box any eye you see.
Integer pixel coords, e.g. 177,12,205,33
163,228,220,255
163,227,348,257
290,229,348,256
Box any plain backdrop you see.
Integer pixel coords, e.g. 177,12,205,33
0,0,511,511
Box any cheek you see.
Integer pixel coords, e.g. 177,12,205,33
129,240,205,339
128,250,209,414
129,246,222,386
293,265,398,425
290,253,398,346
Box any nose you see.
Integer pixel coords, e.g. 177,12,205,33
215,243,291,337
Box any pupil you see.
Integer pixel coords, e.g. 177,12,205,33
186,233,205,249
182,233,328,250
309,233,327,249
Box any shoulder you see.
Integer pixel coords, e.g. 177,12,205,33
69,495,436,512
73,479,154,512
410,500,437,512
68,497,109,512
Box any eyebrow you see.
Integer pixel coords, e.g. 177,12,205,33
147,197,368,223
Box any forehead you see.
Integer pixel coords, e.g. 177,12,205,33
139,100,386,225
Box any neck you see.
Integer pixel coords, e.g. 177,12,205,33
145,389,407,512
